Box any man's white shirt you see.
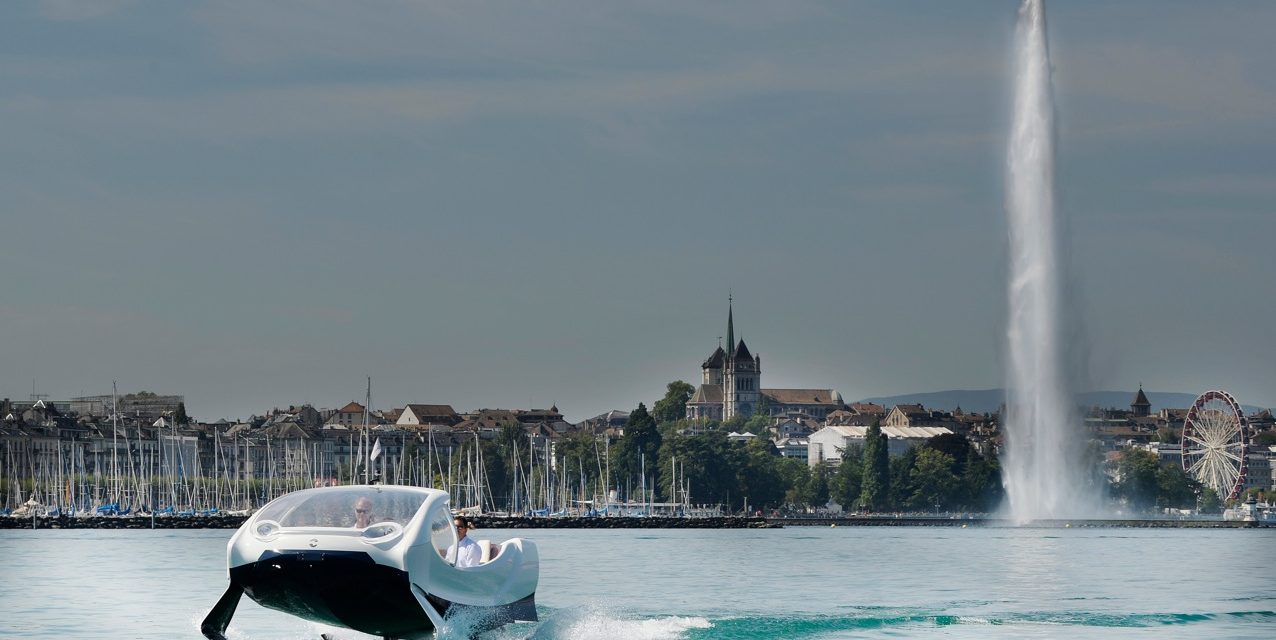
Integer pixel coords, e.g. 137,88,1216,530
447,536,482,568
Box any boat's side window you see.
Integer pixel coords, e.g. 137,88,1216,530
428,507,456,561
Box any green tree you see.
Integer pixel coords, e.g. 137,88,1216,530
743,413,772,435
652,381,696,425
477,437,509,506
1114,448,1161,512
829,443,863,510
888,446,918,510
722,415,747,432
810,464,831,509
960,452,1004,512
495,424,524,456
859,421,891,511
1155,461,1198,510
1197,487,1222,513
1154,427,1181,444
738,437,785,511
615,403,662,493
907,448,959,512
557,429,604,484
920,434,1002,512
924,433,972,469
175,402,190,426
788,461,830,510
658,430,737,506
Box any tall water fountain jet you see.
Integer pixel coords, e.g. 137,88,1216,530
1002,0,1096,521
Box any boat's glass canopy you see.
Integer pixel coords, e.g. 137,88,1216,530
254,485,434,529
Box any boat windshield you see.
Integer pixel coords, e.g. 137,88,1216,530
254,486,432,529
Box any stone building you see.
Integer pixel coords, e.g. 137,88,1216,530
685,299,842,421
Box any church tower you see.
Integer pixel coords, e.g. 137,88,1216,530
1131,385,1151,418
701,343,725,385
722,297,761,420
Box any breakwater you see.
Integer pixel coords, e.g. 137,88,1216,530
0,514,249,529
0,514,775,530
474,515,776,529
773,516,1267,528
3,514,1266,530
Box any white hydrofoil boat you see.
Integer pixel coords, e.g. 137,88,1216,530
201,485,538,639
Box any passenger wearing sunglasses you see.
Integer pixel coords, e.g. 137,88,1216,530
446,517,481,568
353,497,374,529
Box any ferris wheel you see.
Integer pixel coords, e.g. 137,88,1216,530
1181,390,1249,501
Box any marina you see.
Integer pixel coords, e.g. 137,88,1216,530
5,510,1272,530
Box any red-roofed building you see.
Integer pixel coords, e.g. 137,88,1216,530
334,401,366,427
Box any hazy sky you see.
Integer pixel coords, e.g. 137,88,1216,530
3,1,1273,422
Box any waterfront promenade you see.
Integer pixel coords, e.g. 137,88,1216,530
2,513,1268,530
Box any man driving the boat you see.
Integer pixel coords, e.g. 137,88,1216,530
445,517,482,568
353,496,374,528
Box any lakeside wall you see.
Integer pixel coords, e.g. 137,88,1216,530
773,516,1265,528
0,514,250,529
1,514,1266,530
0,514,775,530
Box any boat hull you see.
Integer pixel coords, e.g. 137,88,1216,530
236,550,432,638
235,549,536,639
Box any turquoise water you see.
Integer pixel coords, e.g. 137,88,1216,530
1,526,1272,638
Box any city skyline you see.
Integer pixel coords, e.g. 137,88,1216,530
3,1,1274,422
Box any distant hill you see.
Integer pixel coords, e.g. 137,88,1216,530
860,389,1267,415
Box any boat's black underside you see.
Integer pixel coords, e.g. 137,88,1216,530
234,550,434,638
228,550,535,639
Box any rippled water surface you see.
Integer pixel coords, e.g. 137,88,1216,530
1,526,1272,638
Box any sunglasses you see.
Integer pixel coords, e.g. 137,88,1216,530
356,509,371,514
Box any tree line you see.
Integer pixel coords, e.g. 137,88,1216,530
465,380,1245,515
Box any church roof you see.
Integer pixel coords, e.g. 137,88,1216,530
1132,387,1151,407
763,389,839,405
688,384,724,404
733,339,752,361
702,346,726,369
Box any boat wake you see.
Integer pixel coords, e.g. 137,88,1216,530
202,607,1276,639
488,605,711,640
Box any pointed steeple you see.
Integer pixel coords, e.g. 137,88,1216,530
1131,384,1151,417
727,293,735,355
702,346,726,369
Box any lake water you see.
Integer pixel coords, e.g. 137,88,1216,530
1,526,1273,639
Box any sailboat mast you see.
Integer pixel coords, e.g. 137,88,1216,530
110,383,119,506
640,452,646,515
362,377,371,484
